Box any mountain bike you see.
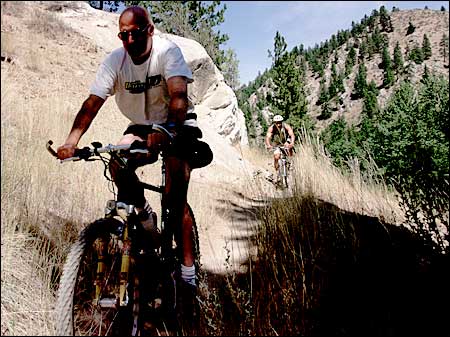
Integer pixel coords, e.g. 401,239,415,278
47,124,200,336
267,146,291,189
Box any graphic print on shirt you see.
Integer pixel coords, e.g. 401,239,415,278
125,74,162,94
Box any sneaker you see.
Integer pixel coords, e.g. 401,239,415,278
177,279,199,325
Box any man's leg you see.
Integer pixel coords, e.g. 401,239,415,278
273,149,281,181
109,134,147,208
108,133,160,248
164,156,194,272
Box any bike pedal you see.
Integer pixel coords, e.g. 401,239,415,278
148,297,162,310
97,297,117,308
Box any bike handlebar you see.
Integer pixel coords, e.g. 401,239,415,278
266,145,291,152
47,123,174,163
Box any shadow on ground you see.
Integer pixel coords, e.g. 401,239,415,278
198,193,450,336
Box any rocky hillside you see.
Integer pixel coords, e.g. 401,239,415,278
240,7,449,143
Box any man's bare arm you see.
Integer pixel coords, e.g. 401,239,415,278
57,94,104,159
166,76,188,126
286,124,295,144
265,125,274,148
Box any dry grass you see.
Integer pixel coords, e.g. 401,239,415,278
1,2,413,336
291,128,404,224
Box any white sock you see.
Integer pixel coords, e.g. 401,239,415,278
180,264,196,286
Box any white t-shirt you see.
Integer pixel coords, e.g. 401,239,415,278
90,35,194,125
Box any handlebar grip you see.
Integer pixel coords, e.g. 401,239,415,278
46,140,58,158
74,147,93,160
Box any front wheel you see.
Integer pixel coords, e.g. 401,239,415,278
55,218,141,336
278,159,289,189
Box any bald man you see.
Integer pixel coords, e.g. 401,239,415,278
57,6,198,289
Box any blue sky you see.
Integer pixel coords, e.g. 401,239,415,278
216,1,449,86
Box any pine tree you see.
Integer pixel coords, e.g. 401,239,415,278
337,71,345,94
268,31,287,65
329,63,339,98
393,41,404,72
359,39,367,60
372,26,383,52
344,46,356,76
383,62,395,88
221,48,240,90
367,35,375,59
353,62,368,99
440,34,449,65
379,5,393,32
319,100,332,120
362,80,379,118
267,31,307,127
422,34,432,60
317,77,329,105
409,45,424,64
380,45,391,69
421,64,430,83
406,21,415,35
126,1,229,67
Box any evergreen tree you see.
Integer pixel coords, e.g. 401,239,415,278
441,6,446,11
353,62,368,99
344,46,356,76
367,35,375,59
406,20,415,35
267,31,307,128
422,34,432,60
409,45,424,64
362,80,379,118
367,77,449,250
337,71,345,94
380,45,390,69
319,100,333,120
383,62,395,88
125,1,229,67
268,31,287,65
367,9,378,32
379,5,393,32
328,64,336,97
393,41,404,72
440,34,449,64
317,77,329,105
221,48,240,90
372,26,383,52
359,39,367,60
421,64,430,83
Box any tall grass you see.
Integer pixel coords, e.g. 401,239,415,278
2,3,430,336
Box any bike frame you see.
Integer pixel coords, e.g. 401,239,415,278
47,125,173,309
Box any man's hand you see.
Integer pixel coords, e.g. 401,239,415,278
57,143,77,160
147,132,170,154
285,142,293,150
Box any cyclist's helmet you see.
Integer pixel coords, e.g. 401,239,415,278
273,115,284,122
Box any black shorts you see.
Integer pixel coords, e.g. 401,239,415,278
123,124,154,140
124,124,213,169
123,124,186,161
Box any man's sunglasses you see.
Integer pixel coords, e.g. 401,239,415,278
118,24,150,41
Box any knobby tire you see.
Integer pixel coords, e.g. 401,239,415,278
55,218,138,336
